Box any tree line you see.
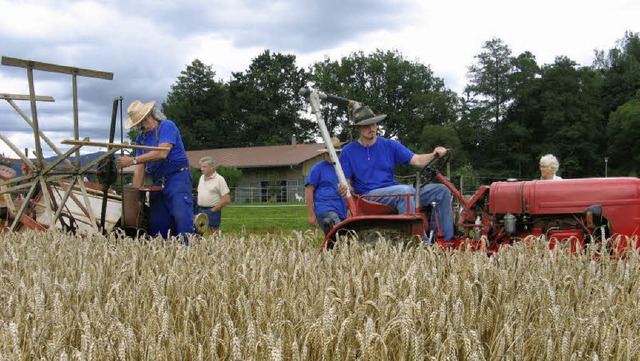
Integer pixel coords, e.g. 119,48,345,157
160,31,640,184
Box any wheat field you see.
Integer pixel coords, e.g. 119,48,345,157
0,230,639,360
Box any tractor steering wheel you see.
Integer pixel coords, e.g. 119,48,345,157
418,149,451,186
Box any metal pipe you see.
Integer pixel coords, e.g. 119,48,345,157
301,87,356,214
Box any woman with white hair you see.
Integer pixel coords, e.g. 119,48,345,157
539,154,562,180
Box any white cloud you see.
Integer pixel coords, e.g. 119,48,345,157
0,0,638,159
0,1,117,40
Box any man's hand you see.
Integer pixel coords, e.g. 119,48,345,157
117,155,135,168
433,146,447,157
338,184,355,199
308,214,318,227
410,146,448,168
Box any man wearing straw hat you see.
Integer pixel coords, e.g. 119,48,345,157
117,100,195,241
338,105,454,243
305,137,348,235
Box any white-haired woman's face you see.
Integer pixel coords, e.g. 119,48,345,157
540,162,556,180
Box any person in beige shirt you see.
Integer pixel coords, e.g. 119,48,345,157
197,156,231,236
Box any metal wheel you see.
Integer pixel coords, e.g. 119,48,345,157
0,56,116,233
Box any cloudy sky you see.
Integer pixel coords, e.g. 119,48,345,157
0,0,638,158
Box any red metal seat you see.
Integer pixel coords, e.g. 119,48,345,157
355,196,396,215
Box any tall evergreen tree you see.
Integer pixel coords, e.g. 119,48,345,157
462,38,516,177
465,38,515,125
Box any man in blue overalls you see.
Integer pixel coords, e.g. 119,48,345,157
117,100,195,242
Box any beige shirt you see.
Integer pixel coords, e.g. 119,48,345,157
197,172,230,207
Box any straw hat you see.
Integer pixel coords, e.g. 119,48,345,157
194,212,209,235
351,105,386,126
319,137,346,153
124,100,155,129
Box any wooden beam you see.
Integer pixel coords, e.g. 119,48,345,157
0,93,55,102
1,56,113,80
61,139,171,151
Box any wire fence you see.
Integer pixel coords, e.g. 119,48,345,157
230,185,307,203
226,176,514,204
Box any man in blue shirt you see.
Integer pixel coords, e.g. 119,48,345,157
117,100,195,242
305,137,348,235
338,105,454,242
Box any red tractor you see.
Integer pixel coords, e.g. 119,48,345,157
456,175,640,254
301,88,640,254
323,146,640,255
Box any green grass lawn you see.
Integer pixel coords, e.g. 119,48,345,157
220,203,312,234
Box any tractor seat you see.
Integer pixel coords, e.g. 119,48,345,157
356,197,397,215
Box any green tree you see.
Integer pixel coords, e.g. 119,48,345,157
227,50,313,147
216,165,243,189
594,31,640,116
606,90,640,176
533,57,604,178
465,38,514,124
462,38,606,179
311,49,458,151
162,59,234,150
191,165,243,195
454,91,490,172
497,51,541,178
450,164,482,194
462,38,517,178
420,124,464,164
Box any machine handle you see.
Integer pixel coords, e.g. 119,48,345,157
299,87,358,108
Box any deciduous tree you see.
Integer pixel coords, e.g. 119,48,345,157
162,59,234,150
311,49,458,151
227,50,313,147
606,90,640,176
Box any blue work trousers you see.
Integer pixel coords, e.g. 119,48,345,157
198,207,222,228
317,210,343,235
148,170,195,242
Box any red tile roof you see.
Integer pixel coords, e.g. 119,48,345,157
186,143,328,168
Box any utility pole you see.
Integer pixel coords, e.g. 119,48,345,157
604,157,609,177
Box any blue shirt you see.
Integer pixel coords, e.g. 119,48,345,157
339,137,414,195
135,120,190,180
306,160,347,219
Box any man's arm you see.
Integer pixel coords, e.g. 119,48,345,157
305,185,317,226
131,164,145,187
138,142,173,162
117,142,173,170
212,193,231,212
409,146,447,168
